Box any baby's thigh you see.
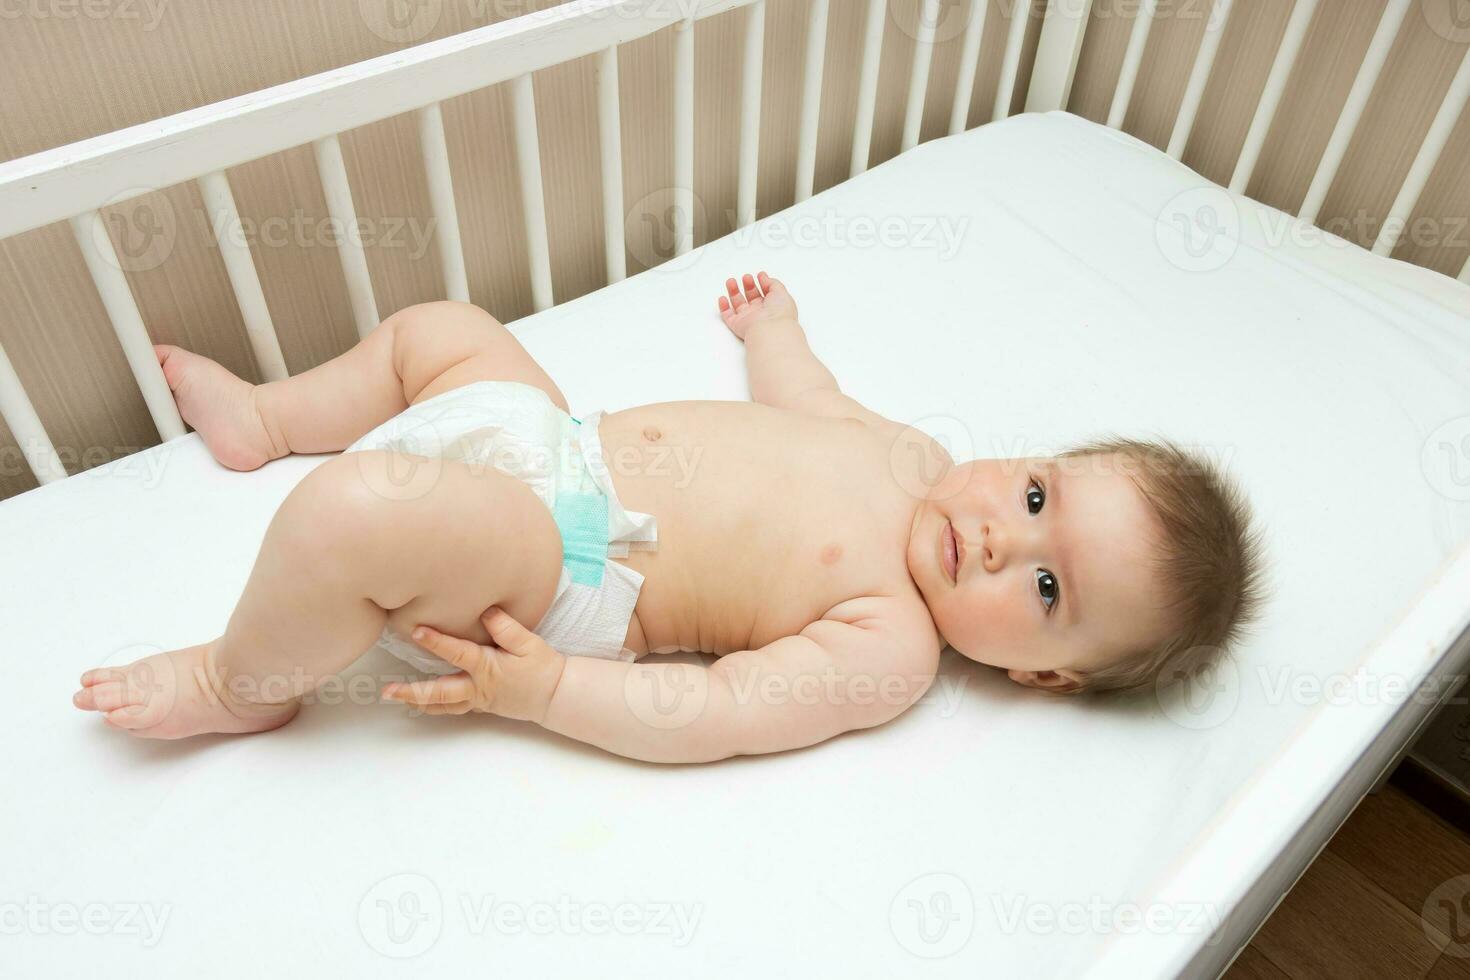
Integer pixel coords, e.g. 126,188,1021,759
392,301,570,412
328,450,565,647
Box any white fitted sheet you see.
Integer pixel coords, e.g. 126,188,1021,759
6,111,1470,978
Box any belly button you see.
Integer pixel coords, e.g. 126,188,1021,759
820,543,843,565
643,426,662,442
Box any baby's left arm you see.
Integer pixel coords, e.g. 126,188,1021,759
718,272,893,428
383,602,941,764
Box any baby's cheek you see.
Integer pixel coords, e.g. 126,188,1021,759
973,590,1029,647
947,582,1027,653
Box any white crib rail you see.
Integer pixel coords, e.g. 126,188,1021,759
512,73,556,309
793,0,829,203
1106,0,1156,130
596,45,628,281
417,103,472,304
673,17,696,255
1297,0,1410,226
198,170,290,382
737,1,765,226
4,0,1469,492
994,0,1034,121
949,0,989,136
1025,0,1092,113
901,0,942,152
68,211,186,441
1373,43,1470,257
2,0,983,488
849,0,887,177
0,340,65,485
1228,0,1320,195
1168,0,1234,159
313,134,381,337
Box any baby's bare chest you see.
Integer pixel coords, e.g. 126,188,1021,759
598,401,925,655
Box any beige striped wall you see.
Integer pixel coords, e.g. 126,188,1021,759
0,0,1466,500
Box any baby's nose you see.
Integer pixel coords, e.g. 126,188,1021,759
978,522,999,569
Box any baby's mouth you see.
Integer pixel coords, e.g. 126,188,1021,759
942,521,959,584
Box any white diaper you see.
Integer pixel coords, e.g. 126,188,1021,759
340,380,658,674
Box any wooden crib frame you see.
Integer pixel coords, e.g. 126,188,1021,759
2,0,1468,491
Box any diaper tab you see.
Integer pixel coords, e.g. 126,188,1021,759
576,411,659,552
552,491,610,588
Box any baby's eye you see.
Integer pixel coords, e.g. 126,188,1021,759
1036,569,1059,612
1025,479,1046,515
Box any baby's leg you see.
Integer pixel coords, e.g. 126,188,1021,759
157,301,570,470
71,450,564,738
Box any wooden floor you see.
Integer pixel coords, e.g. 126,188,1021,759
1223,777,1470,980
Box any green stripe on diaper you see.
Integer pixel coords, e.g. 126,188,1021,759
552,491,608,588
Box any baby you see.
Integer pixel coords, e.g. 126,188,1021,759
72,273,1264,762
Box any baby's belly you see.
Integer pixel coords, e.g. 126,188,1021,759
594,402,916,657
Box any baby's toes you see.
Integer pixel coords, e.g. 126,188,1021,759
80,667,125,687
102,703,166,730
74,680,127,712
99,688,170,730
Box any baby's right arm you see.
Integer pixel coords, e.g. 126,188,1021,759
718,272,891,427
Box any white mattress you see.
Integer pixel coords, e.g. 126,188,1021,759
8,111,1470,978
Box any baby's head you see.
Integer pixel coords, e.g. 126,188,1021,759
907,437,1264,695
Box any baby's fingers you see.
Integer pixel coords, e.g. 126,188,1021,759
421,702,474,716
382,673,475,706
481,606,547,658
741,273,760,302
725,277,747,312
410,625,486,672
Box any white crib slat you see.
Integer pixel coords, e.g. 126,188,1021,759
948,0,989,136
1168,0,1234,159
673,17,696,256
1373,46,1470,257
511,73,555,309
312,134,380,338
737,2,765,227
68,210,185,441
1107,0,1158,129
197,170,289,383
597,46,627,282
1228,0,1319,194
902,0,942,151
993,0,1032,121
1298,0,1410,226
850,0,886,176
0,342,65,485
416,103,471,304
1026,0,1093,112
794,0,829,202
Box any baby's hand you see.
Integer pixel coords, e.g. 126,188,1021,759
717,271,798,341
380,607,567,724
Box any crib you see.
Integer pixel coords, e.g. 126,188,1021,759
4,0,1470,977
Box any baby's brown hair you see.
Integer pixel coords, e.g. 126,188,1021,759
1056,437,1266,695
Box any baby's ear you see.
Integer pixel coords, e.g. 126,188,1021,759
1006,668,1085,694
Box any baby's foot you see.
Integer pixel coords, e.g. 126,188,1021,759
154,344,284,471
72,641,299,739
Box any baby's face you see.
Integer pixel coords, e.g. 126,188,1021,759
905,453,1172,692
